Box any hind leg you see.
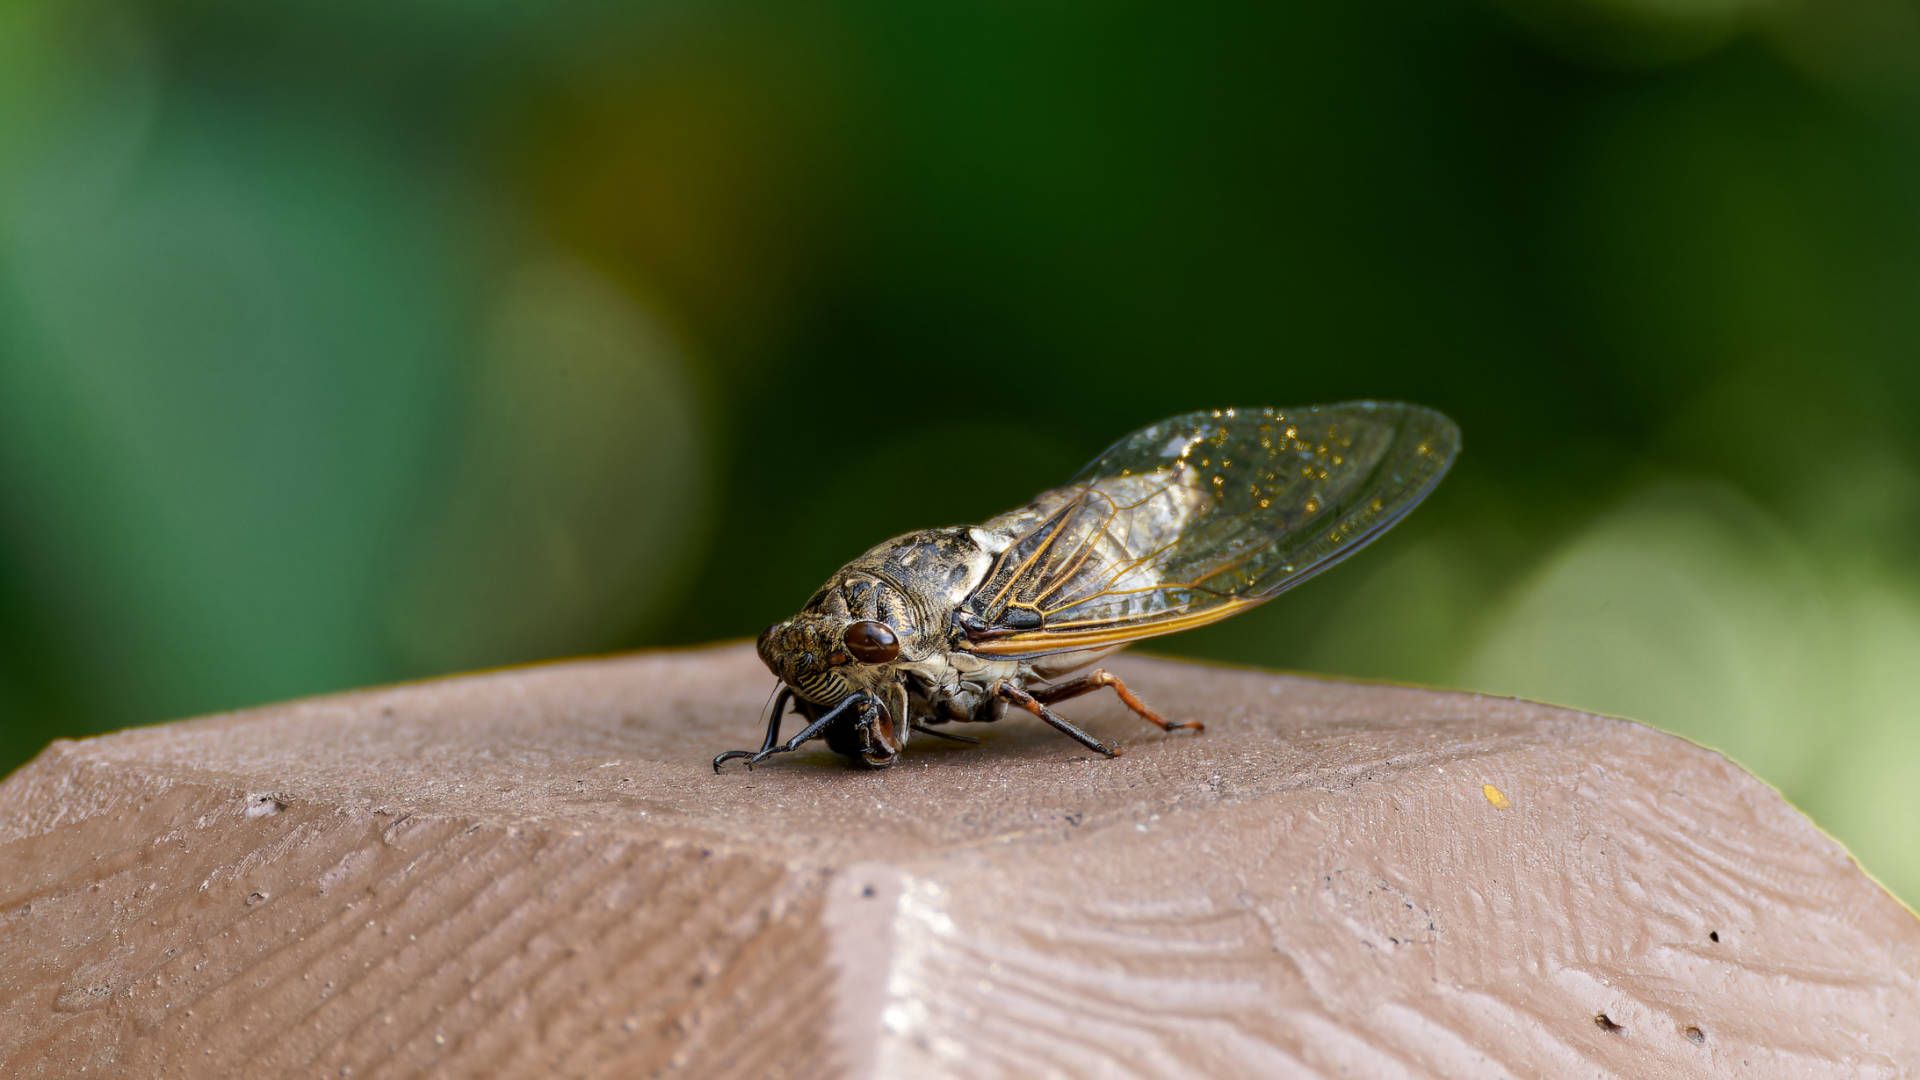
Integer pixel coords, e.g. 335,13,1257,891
1031,669,1203,733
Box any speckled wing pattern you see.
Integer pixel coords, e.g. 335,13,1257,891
959,403,1460,658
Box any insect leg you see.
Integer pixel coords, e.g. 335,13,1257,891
713,686,795,772
737,691,872,770
996,683,1118,758
910,722,980,744
1031,670,1203,733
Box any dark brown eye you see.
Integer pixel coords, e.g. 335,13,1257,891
844,620,899,664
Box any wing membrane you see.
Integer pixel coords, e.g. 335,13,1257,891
961,402,1459,657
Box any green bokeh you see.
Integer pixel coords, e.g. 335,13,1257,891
3,0,1917,902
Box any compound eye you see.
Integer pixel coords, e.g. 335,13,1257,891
755,622,783,663
844,620,900,664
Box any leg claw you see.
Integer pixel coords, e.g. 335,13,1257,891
712,747,788,773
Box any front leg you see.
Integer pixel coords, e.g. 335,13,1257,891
714,690,871,772
995,682,1117,758
712,687,794,773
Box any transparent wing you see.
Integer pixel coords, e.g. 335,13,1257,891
960,402,1459,658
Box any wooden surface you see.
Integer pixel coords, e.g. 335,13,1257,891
2,645,1916,1077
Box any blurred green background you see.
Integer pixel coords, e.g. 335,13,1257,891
3,1,1918,902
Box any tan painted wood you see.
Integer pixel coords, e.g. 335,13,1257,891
2,646,1915,1077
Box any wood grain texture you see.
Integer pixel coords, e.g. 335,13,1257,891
1,645,1915,1077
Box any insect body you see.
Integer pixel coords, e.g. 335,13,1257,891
715,402,1459,772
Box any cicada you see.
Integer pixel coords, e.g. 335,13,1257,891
714,402,1459,772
